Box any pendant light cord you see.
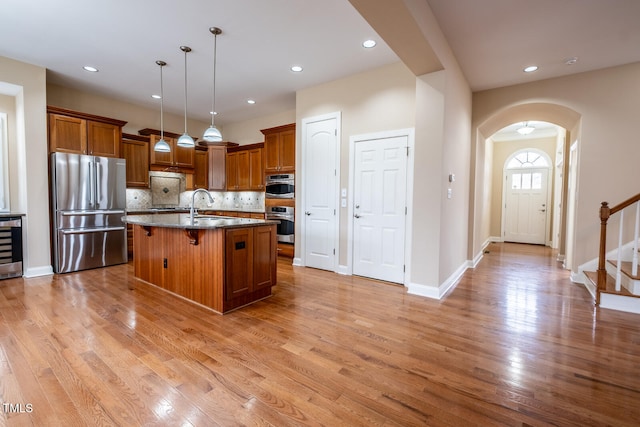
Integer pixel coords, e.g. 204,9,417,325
182,47,189,134
159,62,165,140
211,30,218,127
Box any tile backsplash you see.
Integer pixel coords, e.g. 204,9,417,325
126,188,265,213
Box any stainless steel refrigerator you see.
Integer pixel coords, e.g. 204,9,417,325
51,152,127,273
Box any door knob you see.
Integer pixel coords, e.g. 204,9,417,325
355,204,360,209
354,214,361,218
305,211,311,216
539,209,546,212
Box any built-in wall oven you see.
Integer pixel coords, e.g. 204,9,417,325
265,174,294,198
266,206,294,244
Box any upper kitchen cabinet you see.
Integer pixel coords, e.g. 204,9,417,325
226,143,264,191
193,146,208,189
121,133,150,188
47,106,127,158
261,123,295,173
139,128,195,170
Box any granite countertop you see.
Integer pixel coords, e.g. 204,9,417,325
126,207,265,214
123,213,278,229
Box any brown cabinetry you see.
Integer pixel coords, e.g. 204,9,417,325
207,145,227,190
225,225,276,301
47,106,126,157
261,123,295,173
193,147,208,189
139,128,195,170
121,133,150,188
226,143,264,191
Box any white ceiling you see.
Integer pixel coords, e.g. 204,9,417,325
2,0,640,129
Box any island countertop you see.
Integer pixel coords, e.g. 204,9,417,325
123,213,278,229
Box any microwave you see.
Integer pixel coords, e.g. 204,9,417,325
265,174,294,198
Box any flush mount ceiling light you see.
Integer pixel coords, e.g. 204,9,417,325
177,45,195,148
517,122,535,135
565,56,578,65
202,27,223,144
362,39,376,48
153,60,171,153
523,65,538,73
83,66,98,72
290,65,303,72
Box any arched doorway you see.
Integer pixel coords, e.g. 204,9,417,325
470,102,582,270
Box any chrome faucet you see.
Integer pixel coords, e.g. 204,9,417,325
190,189,214,223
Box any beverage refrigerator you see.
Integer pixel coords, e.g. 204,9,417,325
50,152,127,273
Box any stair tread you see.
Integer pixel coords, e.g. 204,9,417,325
585,270,640,297
606,259,640,280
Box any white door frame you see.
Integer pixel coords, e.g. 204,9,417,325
298,111,342,271
347,128,415,285
500,148,553,246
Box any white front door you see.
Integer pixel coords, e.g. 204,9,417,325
303,116,338,271
504,168,549,244
353,136,407,284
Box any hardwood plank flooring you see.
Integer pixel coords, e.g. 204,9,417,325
1,242,640,426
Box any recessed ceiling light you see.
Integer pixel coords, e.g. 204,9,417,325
362,39,376,48
290,65,303,72
83,66,99,72
247,99,256,104
151,94,161,99
523,65,538,73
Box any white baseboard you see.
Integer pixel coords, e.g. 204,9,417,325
23,265,54,278
336,265,349,275
600,293,640,314
292,257,303,267
407,260,469,300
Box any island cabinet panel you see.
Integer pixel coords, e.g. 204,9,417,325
225,228,253,300
131,222,274,314
253,225,277,290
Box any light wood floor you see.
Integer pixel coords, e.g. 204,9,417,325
1,243,639,426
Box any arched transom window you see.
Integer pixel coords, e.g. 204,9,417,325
506,151,549,169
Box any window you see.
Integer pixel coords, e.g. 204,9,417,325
507,151,549,169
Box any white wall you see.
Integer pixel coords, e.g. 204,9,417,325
0,56,51,276
296,61,417,266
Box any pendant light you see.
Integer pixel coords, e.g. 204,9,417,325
177,45,195,147
154,60,171,153
202,27,223,143
517,121,535,135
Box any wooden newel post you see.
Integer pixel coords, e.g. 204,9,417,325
597,201,610,301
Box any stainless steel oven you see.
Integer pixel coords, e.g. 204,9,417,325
265,174,294,198
266,206,294,244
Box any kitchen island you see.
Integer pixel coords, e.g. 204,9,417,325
124,214,278,314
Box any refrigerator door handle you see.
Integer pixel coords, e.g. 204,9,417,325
60,226,126,235
88,160,96,208
95,161,102,206
60,210,126,216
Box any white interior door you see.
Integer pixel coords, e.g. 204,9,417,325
353,136,407,283
303,117,337,271
504,168,549,244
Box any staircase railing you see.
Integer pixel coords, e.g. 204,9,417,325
598,193,640,302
